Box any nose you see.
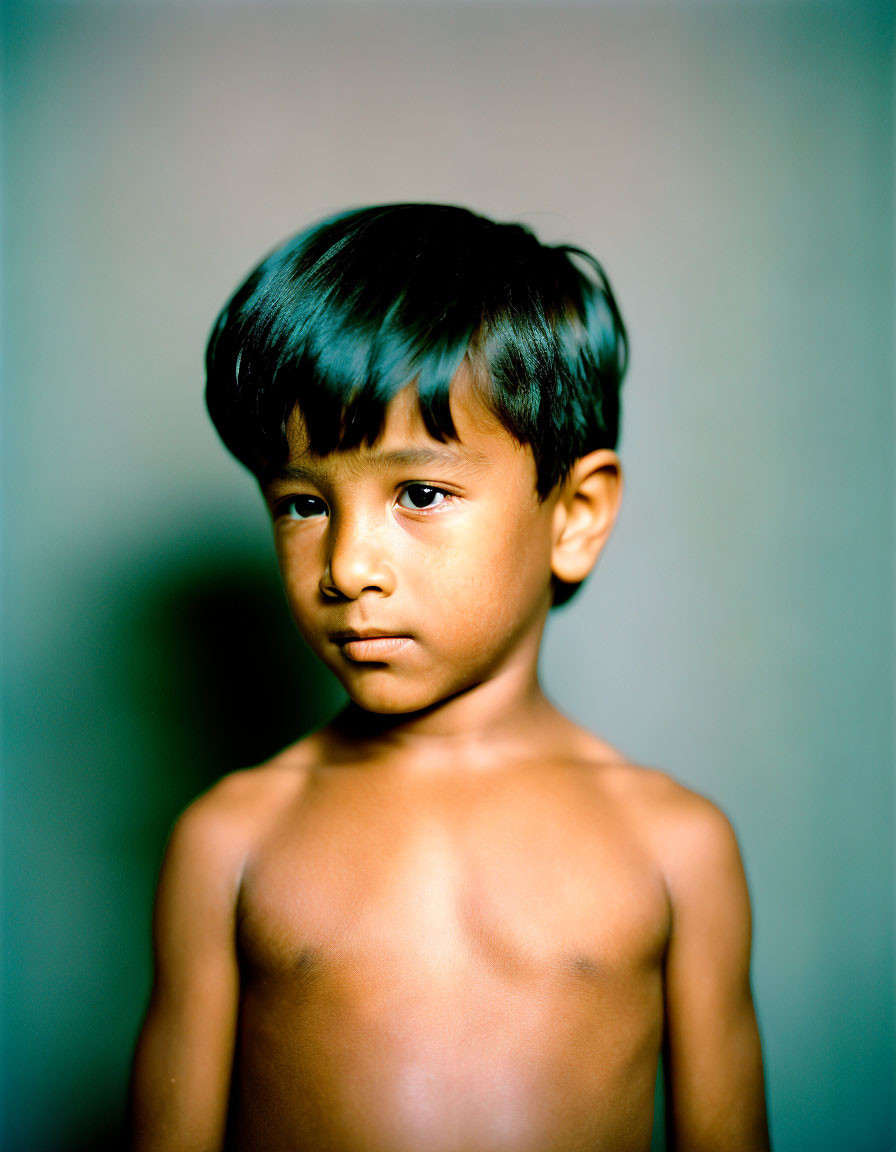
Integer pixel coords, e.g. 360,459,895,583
320,510,396,600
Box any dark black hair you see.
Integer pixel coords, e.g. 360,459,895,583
205,203,627,498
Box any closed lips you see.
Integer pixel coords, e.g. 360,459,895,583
332,634,413,661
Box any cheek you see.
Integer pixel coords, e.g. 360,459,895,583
414,514,553,632
274,540,320,621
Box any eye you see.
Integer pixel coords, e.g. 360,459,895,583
279,495,328,520
398,484,449,511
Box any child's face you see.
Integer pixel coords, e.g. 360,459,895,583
262,379,562,716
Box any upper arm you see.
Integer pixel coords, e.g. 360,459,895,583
661,796,770,1151
129,789,246,1152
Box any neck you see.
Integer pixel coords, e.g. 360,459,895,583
325,661,571,771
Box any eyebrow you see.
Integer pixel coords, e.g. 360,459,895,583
266,446,491,484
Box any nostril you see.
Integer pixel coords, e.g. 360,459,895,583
319,565,345,600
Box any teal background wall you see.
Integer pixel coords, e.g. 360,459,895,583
2,2,893,1149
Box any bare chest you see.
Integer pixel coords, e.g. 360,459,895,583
229,783,668,1151
237,784,668,983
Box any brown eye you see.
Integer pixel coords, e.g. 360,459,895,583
398,485,447,510
281,496,328,520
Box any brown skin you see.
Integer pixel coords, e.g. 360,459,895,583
130,380,770,1151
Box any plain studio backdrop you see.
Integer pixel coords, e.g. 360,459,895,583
1,2,893,1150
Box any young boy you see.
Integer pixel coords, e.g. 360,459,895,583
130,203,770,1151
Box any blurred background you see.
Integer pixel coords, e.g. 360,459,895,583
1,1,893,1149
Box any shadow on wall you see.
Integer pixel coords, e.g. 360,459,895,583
151,557,346,792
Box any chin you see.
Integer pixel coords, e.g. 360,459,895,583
338,671,461,718
346,687,441,716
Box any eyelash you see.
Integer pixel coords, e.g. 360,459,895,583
276,484,455,520
277,495,328,520
397,484,452,511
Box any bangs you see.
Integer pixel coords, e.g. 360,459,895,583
206,205,491,476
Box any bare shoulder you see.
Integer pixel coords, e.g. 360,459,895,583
161,738,319,889
581,751,746,904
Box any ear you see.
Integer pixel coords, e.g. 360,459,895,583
550,450,623,586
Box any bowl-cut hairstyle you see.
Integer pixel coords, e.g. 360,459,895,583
205,202,627,499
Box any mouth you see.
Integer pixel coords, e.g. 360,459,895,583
329,630,413,663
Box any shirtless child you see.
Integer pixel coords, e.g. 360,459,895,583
129,203,770,1151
